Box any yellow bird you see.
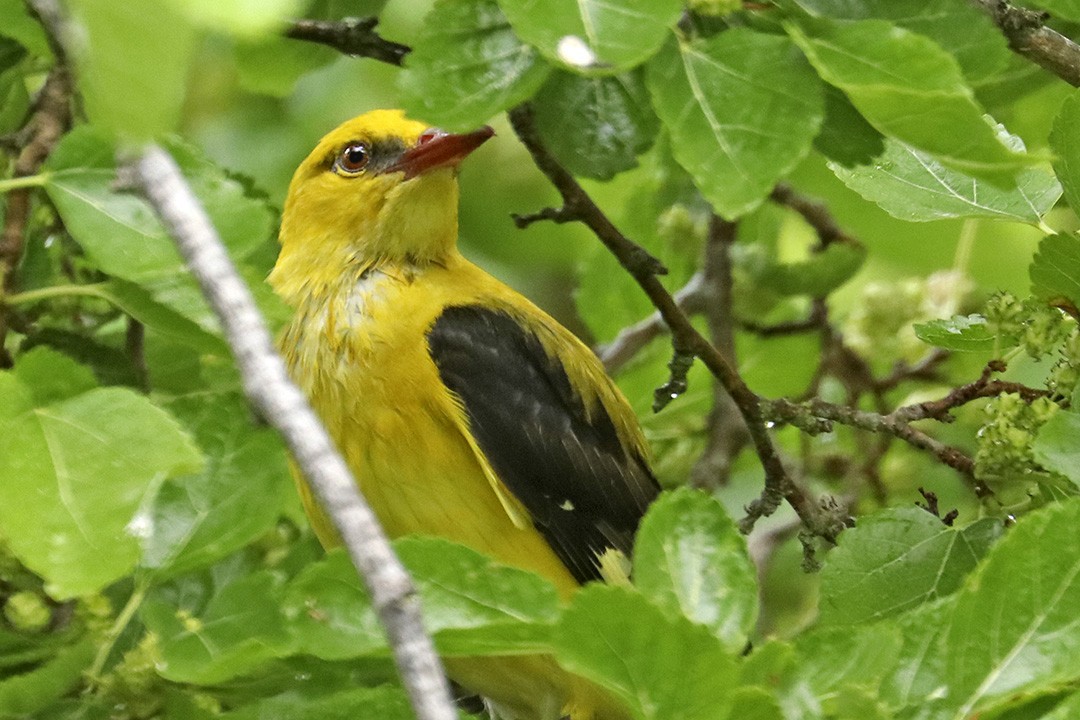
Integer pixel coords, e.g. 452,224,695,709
270,110,659,720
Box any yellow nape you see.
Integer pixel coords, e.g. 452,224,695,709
273,110,651,720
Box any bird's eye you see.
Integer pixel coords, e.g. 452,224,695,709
335,142,369,175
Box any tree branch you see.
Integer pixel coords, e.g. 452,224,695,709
125,146,457,720
690,216,750,488
970,0,1080,87
285,17,410,66
507,104,838,540
0,65,72,366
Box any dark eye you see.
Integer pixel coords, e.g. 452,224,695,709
336,142,369,174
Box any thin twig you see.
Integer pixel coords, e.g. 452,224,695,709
286,17,410,66
597,272,708,374
126,146,456,720
891,360,1049,423
507,104,836,540
764,397,992,498
690,216,749,489
769,183,853,247
970,0,1080,87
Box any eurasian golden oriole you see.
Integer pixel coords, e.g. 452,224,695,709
270,110,659,720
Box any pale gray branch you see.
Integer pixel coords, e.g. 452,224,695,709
127,146,457,720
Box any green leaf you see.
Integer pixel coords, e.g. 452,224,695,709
141,393,291,577
819,508,1001,626
633,489,758,652
43,126,275,336
1051,91,1080,215
830,135,1061,224
946,498,1080,715
66,0,198,137
396,536,561,656
880,599,952,712
533,70,658,180
0,639,94,718
554,585,737,720
11,346,98,406
792,624,902,707
399,0,551,132
914,315,997,352
163,0,306,37
1030,0,1080,22
757,240,866,297
1033,410,1080,487
497,0,681,73
648,30,824,218
1038,691,1080,719
786,0,1010,84
789,19,1038,181
234,36,338,97
813,85,885,168
282,549,387,660
0,384,203,598
1031,234,1080,310
0,0,52,56
221,686,414,720
142,571,293,684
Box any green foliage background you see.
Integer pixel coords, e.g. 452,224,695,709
5,0,1080,718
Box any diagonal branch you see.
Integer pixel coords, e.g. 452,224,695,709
507,104,839,540
286,17,410,66
970,0,1080,87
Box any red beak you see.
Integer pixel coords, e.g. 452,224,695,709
384,126,495,179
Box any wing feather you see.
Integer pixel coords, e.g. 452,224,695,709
426,305,659,583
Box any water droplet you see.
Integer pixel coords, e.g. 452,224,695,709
764,421,775,429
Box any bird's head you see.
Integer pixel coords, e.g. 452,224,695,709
272,110,493,301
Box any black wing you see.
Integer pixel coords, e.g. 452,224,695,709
426,305,659,584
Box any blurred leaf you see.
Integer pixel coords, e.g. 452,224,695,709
11,346,97,406
220,686,414,720
1033,410,1080,487
44,126,276,336
1038,691,1080,719
830,133,1061,224
1051,90,1080,215
533,70,658,180
554,585,737,720
818,508,1001,626
104,280,227,355
164,0,306,37
0,39,30,134
633,489,758,652
1030,0,1080,22
789,19,1038,181
728,687,785,720
0,0,51,56
946,498,1080,715
396,536,560,656
66,0,198,138
143,571,293,684
914,315,997,352
282,549,387,660
813,85,885,168
497,0,681,73
1031,234,1080,309
757,240,866,297
399,0,551,132
0,639,94,718
648,30,823,218
284,539,560,660
785,0,1009,84
141,393,290,578
234,37,338,97
0,374,203,598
